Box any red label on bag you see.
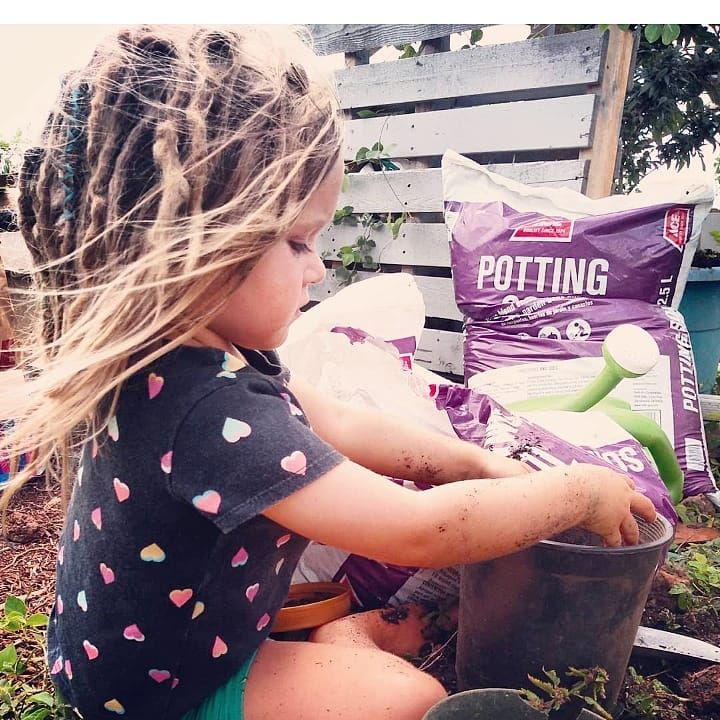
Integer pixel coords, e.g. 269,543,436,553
663,208,690,250
510,218,574,242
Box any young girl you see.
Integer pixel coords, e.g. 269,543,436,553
2,25,655,720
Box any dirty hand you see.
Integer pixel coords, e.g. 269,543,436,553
574,463,657,547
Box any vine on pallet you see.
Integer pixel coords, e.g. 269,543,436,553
329,142,407,287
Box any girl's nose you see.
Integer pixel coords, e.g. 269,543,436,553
306,250,326,285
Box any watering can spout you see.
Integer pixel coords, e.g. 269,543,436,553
564,324,660,412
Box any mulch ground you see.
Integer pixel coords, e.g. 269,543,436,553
0,476,64,615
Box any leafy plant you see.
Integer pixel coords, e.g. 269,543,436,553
333,212,381,286
622,666,689,720
666,539,720,611
0,595,68,720
329,204,408,287
345,142,399,174
616,24,720,191
519,665,613,719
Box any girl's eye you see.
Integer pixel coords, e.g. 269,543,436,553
288,241,311,255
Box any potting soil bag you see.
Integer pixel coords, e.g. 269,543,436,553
442,150,717,497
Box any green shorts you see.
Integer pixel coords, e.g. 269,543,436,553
181,650,258,720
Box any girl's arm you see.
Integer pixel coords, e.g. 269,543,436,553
262,458,657,568
287,376,528,484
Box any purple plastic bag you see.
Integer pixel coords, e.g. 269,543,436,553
436,385,677,526
442,153,716,497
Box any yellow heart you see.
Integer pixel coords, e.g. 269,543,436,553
104,699,125,715
192,601,205,619
140,543,166,563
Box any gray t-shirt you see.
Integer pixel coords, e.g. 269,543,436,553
48,346,344,719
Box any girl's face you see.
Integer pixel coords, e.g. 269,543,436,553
207,156,344,349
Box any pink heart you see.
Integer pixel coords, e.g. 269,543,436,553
149,669,171,683
73,521,80,541
148,373,164,399
276,533,291,548
58,545,64,565
50,657,63,675
113,478,130,502
160,451,173,474
83,640,99,660
212,635,227,658
91,507,102,530
245,583,260,602
64,659,73,679
231,546,248,568
192,490,221,515
123,624,145,642
169,588,193,608
256,613,271,632
99,563,115,584
56,595,64,614
171,678,180,689
275,558,285,575
280,450,306,475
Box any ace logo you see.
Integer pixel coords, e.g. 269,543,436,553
663,207,691,250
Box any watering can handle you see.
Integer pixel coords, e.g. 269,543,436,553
595,405,684,505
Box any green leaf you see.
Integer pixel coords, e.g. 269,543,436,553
341,252,355,268
354,147,369,162
4,596,26,618
398,44,417,59
644,24,663,43
469,28,483,45
662,24,681,44
26,692,54,707
597,24,610,34
371,141,383,152
26,613,48,628
20,709,50,720
1,616,25,632
0,644,17,669
391,216,405,239
356,109,377,119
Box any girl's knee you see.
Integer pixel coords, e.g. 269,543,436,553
386,667,447,720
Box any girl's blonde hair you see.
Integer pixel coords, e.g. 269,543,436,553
1,25,342,509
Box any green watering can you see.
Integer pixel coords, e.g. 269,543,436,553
507,324,684,505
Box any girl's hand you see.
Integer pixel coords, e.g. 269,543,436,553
573,463,657,547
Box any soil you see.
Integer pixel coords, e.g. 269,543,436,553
693,249,720,269
1,479,720,718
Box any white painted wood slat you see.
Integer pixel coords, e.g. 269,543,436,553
335,30,603,109
336,162,588,213
344,95,595,160
319,223,451,267
307,24,483,56
416,328,464,376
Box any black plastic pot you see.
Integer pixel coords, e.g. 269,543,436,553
423,688,606,720
455,516,673,717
